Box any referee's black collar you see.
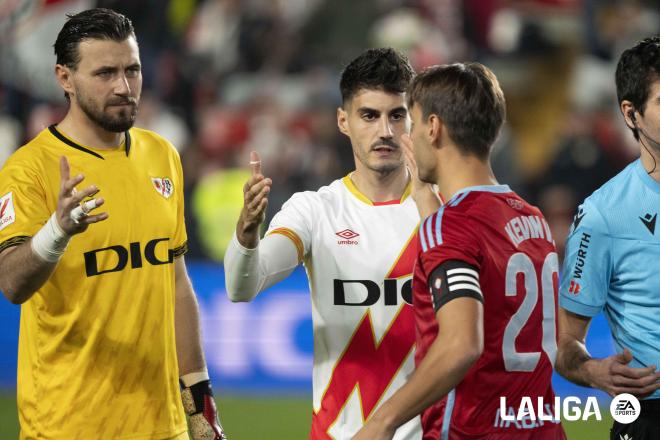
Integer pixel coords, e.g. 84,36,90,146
48,125,131,159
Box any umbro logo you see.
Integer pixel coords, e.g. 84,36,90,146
336,229,359,245
640,213,656,235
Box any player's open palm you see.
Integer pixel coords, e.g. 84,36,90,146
237,151,272,248
592,348,660,398
57,156,107,235
401,134,426,196
401,134,440,218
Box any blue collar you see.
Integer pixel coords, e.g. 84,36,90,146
447,184,512,207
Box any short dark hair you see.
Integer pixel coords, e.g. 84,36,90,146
407,62,506,160
615,36,660,141
54,8,135,69
339,48,414,104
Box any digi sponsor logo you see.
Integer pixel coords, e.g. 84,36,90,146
568,280,581,295
496,396,601,429
333,278,412,306
610,393,640,424
84,238,173,277
0,192,16,231
572,232,591,279
336,229,359,245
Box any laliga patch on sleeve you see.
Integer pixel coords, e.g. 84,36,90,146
0,192,16,231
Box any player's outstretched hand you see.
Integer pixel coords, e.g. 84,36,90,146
57,156,108,235
236,151,272,248
589,348,660,398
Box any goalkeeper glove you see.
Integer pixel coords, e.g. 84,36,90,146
181,379,227,440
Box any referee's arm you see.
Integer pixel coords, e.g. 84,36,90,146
556,308,660,398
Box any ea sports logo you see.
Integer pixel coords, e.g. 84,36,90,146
610,393,640,424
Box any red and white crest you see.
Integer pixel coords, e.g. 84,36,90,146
0,192,16,231
151,177,174,199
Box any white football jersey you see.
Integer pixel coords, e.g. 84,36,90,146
267,175,422,440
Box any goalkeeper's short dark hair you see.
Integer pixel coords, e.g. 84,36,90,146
54,8,135,69
339,48,414,105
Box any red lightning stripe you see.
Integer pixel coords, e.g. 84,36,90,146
310,229,419,439
0,198,9,219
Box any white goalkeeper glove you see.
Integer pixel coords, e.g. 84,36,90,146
181,379,227,440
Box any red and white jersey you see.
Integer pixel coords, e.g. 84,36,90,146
267,175,422,440
413,185,565,440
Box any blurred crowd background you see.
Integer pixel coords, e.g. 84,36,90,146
0,0,658,263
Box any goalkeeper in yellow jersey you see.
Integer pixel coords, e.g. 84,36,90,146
0,8,226,440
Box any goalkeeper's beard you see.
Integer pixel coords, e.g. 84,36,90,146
76,92,138,133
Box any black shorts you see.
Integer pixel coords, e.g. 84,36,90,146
610,399,660,440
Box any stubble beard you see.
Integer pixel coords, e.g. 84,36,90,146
76,93,138,133
357,153,402,177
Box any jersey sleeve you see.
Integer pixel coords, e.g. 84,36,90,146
266,192,314,263
418,206,482,310
0,156,50,253
559,199,611,317
171,146,188,257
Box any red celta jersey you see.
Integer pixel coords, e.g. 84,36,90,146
413,185,566,440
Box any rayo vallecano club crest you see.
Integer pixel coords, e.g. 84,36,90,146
151,177,174,199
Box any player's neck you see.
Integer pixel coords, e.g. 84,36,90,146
640,143,660,183
350,166,409,203
57,108,125,149
436,155,498,202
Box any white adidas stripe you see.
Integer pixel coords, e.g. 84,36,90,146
446,267,479,278
448,283,483,295
447,275,480,287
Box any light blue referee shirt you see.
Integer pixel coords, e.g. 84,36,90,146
560,159,660,400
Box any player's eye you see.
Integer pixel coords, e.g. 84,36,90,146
126,66,141,77
390,112,406,121
96,70,113,78
362,112,377,121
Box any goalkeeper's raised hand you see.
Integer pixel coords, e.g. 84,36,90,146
181,379,228,440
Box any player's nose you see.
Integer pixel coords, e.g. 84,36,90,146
113,74,131,95
378,116,394,138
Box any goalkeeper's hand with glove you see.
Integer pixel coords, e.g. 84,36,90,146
181,379,227,440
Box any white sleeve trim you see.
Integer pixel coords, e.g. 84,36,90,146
224,231,300,302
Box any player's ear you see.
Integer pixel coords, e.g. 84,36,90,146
337,106,350,137
428,114,442,146
620,100,636,130
55,64,75,98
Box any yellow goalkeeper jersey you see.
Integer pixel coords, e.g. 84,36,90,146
0,126,189,440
